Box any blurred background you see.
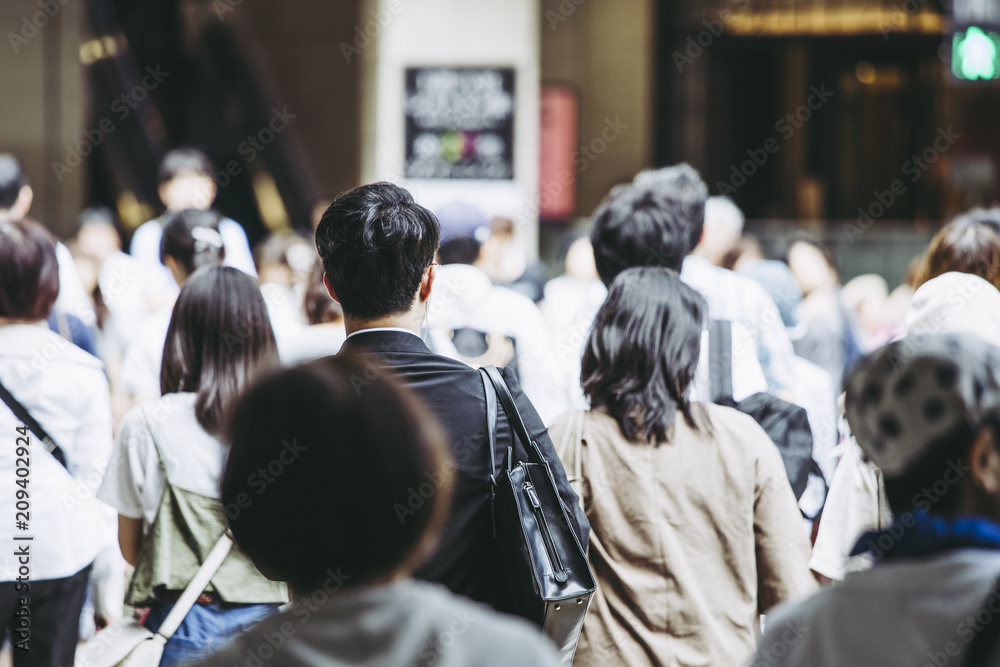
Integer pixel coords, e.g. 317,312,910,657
2,0,999,285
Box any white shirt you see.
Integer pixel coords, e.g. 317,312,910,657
98,393,229,525
129,215,258,294
682,255,797,394
97,250,155,344
426,264,568,424
120,308,173,400
278,324,346,366
193,579,559,667
54,241,97,328
0,324,114,580
751,549,1000,666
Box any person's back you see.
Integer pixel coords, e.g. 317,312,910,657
551,268,815,667
98,268,287,665
554,405,814,666
194,357,560,667
758,548,1000,666
0,218,114,667
315,183,588,616
750,334,1000,666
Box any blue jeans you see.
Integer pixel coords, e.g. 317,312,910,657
144,600,279,666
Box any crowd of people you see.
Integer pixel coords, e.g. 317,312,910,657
0,146,999,666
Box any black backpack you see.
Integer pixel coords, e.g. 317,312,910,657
708,320,825,503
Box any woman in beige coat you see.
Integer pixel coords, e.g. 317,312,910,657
551,267,815,667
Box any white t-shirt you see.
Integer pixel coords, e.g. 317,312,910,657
119,308,173,401
193,579,559,667
0,324,114,581
278,324,346,366
98,393,229,525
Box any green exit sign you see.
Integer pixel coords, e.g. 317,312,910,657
952,26,1000,80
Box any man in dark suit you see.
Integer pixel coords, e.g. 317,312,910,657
315,182,588,611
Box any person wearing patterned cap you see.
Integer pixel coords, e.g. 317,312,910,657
748,333,1000,666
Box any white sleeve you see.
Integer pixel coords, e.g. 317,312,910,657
219,218,258,277
54,242,97,328
809,438,883,581
128,221,162,265
97,408,157,521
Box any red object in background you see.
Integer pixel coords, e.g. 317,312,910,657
539,85,578,220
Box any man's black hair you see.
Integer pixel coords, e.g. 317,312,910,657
590,184,697,286
633,163,709,254
0,154,27,211
315,182,440,320
157,148,215,186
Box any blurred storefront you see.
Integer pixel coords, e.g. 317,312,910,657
2,0,998,283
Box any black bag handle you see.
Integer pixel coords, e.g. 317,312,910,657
0,377,68,470
709,319,734,404
480,366,546,467
480,368,500,478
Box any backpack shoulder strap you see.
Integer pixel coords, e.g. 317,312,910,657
709,319,734,404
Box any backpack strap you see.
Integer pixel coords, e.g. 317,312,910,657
0,376,69,470
709,319,734,404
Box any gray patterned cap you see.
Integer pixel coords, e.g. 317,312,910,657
845,333,1000,478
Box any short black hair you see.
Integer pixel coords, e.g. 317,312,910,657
0,154,27,211
157,148,215,186
161,266,278,434
582,267,707,442
633,163,709,254
438,237,481,265
590,184,697,286
222,357,452,592
0,218,59,320
160,209,226,278
315,182,440,319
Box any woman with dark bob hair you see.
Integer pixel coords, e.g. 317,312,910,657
193,357,560,666
98,266,287,666
0,218,115,666
550,267,815,667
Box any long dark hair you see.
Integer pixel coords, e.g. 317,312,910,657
161,266,278,434
582,267,707,443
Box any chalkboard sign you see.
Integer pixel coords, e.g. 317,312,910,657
404,67,515,180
